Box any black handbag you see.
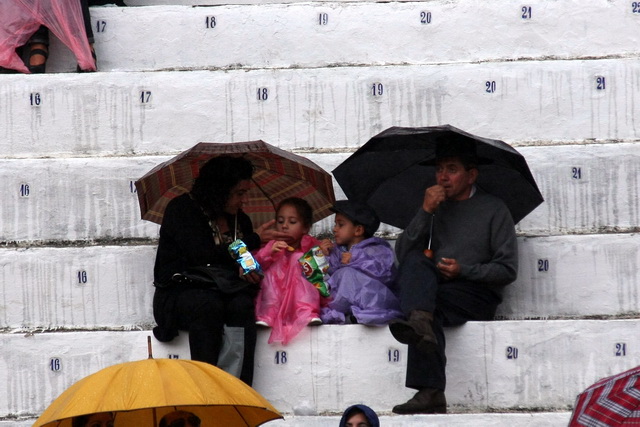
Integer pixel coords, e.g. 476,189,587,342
171,265,250,294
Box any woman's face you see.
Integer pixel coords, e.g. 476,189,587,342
345,412,370,427
84,413,114,427
276,204,309,248
223,179,252,215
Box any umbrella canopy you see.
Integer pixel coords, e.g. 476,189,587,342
569,365,640,426
34,357,282,427
332,125,543,228
135,141,335,226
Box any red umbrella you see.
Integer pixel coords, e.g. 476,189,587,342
569,365,640,426
135,141,335,227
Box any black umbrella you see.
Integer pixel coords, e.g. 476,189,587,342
332,125,543,228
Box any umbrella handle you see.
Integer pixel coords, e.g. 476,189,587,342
424,215,434,259
147,336,153,359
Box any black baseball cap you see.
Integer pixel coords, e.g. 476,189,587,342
330,200,380,237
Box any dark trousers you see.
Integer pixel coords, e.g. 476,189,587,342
174,288,257,385
398,251,502,391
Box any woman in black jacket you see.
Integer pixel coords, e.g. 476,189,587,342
152,155,288,385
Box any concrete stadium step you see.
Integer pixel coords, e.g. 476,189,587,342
1,142,640,242
44,1,640,73
1,321,638,418
0,245,156,329
0,412,574,426
3,59,639,157
2,231,640,330
1,412,574,426
0,157,161,242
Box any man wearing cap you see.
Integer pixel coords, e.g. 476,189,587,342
319,200,402,325
389,139,518,414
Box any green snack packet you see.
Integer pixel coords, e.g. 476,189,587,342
228,239,262,275
298,246,330,297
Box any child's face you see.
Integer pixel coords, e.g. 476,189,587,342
276,204,309,248
333,213,359,246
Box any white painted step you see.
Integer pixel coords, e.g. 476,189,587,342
1,142,640,241
3,60,638,157
1,321,638,417
43,1,640,73
2,229,640,329
0,412,574,427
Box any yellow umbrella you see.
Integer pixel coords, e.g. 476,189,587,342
34,354,282,427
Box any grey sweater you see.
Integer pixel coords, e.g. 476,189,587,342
395,188,518,286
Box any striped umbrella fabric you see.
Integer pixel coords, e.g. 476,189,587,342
135,141,335,226
569,365,640,426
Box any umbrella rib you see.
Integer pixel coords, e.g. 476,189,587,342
251,177,277,213
233,405,251,426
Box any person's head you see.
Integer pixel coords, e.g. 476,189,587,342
159,410,201,427
435,156,478,201
331,200,380,247
72,412,114,427
275,197,313,248
339,404,379,427
431,137,485,201
190,156,254,217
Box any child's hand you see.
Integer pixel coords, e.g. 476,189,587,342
271,240,291,254
318,239,333,256
341,252,352,264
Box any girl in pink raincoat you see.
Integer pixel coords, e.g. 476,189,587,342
0,0,95,73
254,197,323,345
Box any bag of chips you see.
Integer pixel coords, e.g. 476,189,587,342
298,246,330,297
228,239,262,275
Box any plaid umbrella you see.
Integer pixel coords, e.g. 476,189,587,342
569,365,640,426
135,141,335,226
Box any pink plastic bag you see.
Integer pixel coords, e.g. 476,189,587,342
0,0,95,73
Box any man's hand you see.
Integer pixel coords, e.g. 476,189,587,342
423,185,446,213
255,219,292,244
437,257,460,280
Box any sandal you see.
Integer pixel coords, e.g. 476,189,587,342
77,45,97,73
26,43,48,74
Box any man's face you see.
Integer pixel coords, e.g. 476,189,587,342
435,157,478,201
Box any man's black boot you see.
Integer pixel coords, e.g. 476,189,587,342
389,309,438,354
392,388,447,414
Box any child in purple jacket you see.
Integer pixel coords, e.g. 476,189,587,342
320,200,402,325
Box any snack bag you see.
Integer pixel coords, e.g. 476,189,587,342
228,239,262,275
298,246,330,297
